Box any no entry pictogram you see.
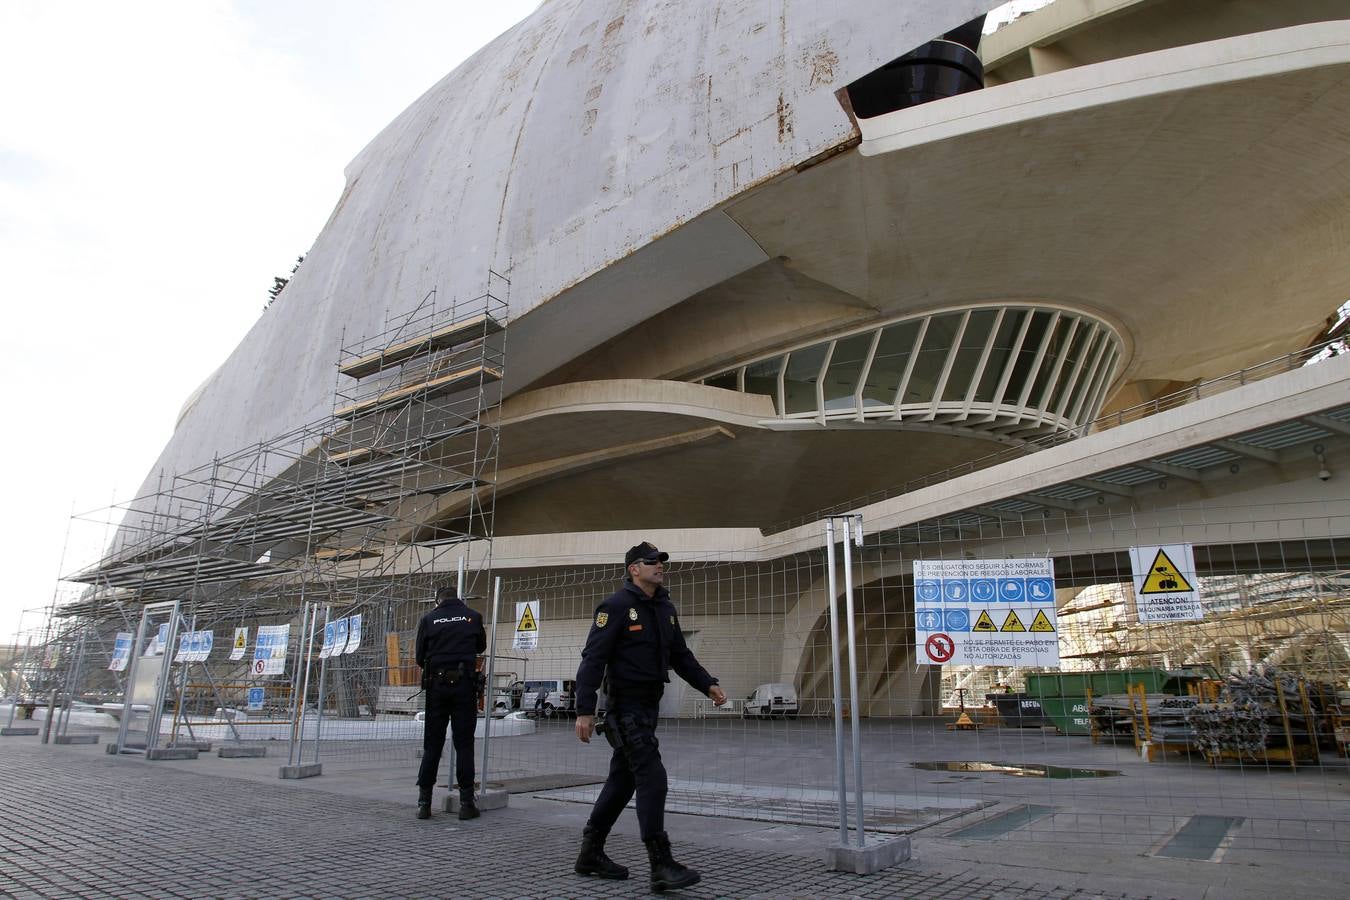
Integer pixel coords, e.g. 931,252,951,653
925,632,955,663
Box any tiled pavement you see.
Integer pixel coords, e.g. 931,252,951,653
0,738,1143,900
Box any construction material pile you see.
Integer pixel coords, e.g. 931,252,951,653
1185,667,1301,757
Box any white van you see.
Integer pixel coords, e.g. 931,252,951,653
519,679,576,717
743,683,798,719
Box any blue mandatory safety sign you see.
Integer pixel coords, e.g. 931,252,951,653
1026,577,1055,602
943,608,971,632
915,608,943,631
970,578,997,603
942,579,969,602
915,579,942,603
247,687,264,711
998,578,1026,602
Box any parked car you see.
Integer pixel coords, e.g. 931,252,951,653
743,683,798,719
520,679,577,717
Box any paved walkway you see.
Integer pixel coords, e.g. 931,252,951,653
3,734,1348,899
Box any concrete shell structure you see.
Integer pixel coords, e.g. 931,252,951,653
96,0,1350,717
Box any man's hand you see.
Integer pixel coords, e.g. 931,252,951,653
576,714,595,743
709,685,728,706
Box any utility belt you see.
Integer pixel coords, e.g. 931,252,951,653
423,661,474,689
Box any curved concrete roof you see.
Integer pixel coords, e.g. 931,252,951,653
137,0,995,503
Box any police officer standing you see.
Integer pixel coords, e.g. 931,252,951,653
572,542,727,891
415,584,487,821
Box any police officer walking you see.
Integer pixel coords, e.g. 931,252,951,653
415,584,487,821
572,542,727,891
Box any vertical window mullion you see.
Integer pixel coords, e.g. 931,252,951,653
926,310,970,420
853,329,882,422
1070,336,1112,424
775,354,788,417
815,341,836,424
1034,316,1079,418
959,308,1004,421
1013,311,1062,416
892,317,931,421
983,309,1034,424
1054,324,1099,421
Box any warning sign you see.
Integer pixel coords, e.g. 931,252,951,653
1139,548,1195,594
913,558,1060,667
924,633,955,663
230,627,248,661
513,600,540,651
1129,544,1203,622
517,606,538,631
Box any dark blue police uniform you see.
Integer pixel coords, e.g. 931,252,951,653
415,587,486,814
575,579,717,840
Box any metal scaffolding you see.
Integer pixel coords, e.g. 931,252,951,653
34,274,508,767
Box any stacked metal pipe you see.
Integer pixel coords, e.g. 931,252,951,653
1184,666,1302,757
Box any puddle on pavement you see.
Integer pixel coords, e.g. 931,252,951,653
913,761,1122,779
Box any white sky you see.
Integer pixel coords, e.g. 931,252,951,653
0,1,541,640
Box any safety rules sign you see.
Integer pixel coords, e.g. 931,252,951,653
513,600,539,651
1129,544,1203,622
913,558,1060,667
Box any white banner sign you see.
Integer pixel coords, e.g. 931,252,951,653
913,558,1060,667
344,614,362,655
230,627,249,661
1129,544,1203,622
318,620,337,659
108,632,133,671
513,601,539,651
253,625,290,676
174,631,215,663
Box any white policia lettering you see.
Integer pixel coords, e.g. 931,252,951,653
433,616,471,624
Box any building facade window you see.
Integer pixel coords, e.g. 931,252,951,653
694,303,1123,435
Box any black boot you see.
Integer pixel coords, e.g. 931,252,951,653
574,827,629,880
644,832,699,893
416,787,432,820
457,794,480,820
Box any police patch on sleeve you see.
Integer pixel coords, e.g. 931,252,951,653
595,612,609,627
628,607,638,621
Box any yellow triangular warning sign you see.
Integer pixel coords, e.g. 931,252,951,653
234,632,246,649
973,610,998,632
1001,610,1026,632
1029,610,1056,633
517,606,538,632
1140,548,1194,593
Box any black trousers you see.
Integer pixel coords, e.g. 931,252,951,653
586,698,667,840
417,674,477,798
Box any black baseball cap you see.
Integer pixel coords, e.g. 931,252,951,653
624,542,669,566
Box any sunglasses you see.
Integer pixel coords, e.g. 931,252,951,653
638,558,665,566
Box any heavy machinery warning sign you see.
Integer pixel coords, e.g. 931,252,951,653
1129,544,1203,622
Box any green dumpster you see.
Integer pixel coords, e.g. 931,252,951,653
1036,696,1093,735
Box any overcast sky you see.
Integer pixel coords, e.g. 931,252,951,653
0,0,1050,646
0,1,541,641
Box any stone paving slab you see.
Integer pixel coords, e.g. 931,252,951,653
0,737,1141,900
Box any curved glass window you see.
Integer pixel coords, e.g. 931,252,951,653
823,332,874,414
744,357,784,414
943,309,998,403
864,320,921,411
705,370,739,392
695,303,1123,436
784,344,830,415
